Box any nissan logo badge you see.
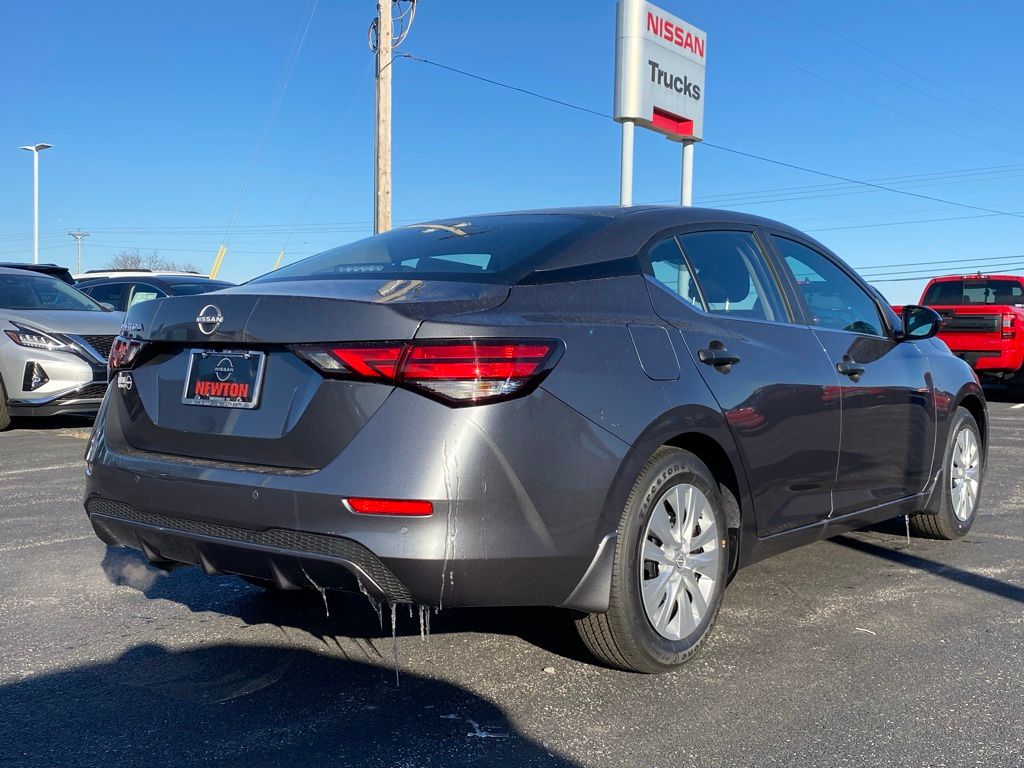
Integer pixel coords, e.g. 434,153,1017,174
196,304,224,335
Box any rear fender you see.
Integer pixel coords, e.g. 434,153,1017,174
562,404,752,613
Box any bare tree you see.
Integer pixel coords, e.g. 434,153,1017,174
105,248,199,273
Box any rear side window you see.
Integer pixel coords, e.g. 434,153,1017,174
922,279,1024,306
168,281,232,296
82,282,127,311
253,215,605,284
647,238,704,310
127,284,164,308
675,231,789,322
772,237,885,337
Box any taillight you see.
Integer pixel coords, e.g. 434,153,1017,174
107,335,146,379
293,338,562,406
1002,314,1016,340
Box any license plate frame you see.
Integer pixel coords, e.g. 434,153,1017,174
181,349,267,409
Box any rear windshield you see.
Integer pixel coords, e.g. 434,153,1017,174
0,273,105,311
252,215,603,284
922,279,1024,306
168,281,232,296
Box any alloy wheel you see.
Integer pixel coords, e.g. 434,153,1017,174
950,427,981,522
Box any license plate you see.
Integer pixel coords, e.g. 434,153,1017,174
182,350,266,409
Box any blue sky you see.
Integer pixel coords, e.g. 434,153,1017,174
1,0,1022,303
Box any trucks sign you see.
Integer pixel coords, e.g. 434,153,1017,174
614,0,707,141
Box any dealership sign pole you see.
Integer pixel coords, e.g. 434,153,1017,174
614,0,706,206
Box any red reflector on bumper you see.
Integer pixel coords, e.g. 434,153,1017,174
347,497,433,516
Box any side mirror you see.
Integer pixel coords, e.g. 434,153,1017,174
100,302,115,311
900,305,943,341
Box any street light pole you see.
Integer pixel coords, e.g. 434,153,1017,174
19,143,53,264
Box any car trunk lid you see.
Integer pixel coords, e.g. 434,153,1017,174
115,279,509,468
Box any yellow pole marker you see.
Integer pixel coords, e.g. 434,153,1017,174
272,250,285,270
209,244,227,279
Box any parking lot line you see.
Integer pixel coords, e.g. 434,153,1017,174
0,462,82,478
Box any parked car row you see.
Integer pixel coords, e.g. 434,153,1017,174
0,264,231,429
80,206,988,672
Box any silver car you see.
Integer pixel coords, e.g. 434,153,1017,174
0,267,122,429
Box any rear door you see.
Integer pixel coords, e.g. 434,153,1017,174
643,228,842,536
767,234,935,515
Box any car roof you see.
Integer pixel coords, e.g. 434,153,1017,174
0,265,61,278
422,205,817,275
76,274,233,286
928,274,1022,282
0,262,76,284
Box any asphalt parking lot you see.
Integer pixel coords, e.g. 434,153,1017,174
0,402,1021,768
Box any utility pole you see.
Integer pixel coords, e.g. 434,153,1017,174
370,1,416,234
19,143,53,264
67,230,90,275
374,2,393,234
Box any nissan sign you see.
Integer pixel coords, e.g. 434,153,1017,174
614,0,707,141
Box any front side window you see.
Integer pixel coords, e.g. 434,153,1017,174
772,236,885,337
676,231,788,322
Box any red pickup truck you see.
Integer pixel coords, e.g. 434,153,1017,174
898,274,1024,386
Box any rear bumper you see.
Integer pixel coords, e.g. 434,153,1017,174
939,336,1024,375
86,497,414,602
84,386,630,610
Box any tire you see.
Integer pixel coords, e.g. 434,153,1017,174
910,407,983,540
576,447,729,673
0,374,10,431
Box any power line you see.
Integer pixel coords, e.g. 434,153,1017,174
730,0,1024,139
220,0,319,248
396,53,608,119
769,0,1024,126
857,254,1024,277
870,268,1024,284
675,11,1021,156
399,53,1024,223
854,252,1024,273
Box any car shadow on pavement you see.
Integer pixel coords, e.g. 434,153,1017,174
830,533,1024,604
0,641,579,768
100,546,597,666
7,414,94,431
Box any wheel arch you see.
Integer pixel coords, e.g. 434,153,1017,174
626,406,753,575
956,391,987,452
563,405,753,614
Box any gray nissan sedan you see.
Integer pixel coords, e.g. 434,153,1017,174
84,207,986,672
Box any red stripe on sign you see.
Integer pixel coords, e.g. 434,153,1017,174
651,108,694,138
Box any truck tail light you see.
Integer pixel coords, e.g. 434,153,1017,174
1002,314,1016,340
293,338,563,406
108,336,147,378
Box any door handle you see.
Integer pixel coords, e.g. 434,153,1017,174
698,344,741,371
836,356,865,380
